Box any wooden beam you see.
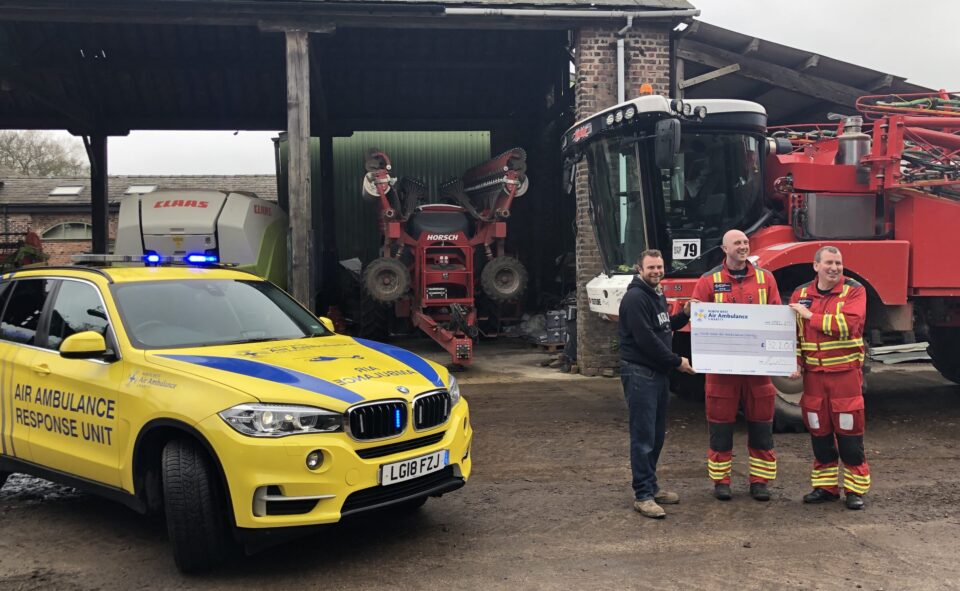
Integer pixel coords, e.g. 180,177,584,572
331,117,517,133
672,44,684,98
678,63,740,90
83,134,109,254
286,29,313,308
677,39,862,107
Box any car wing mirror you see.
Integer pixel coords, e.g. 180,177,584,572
318,316,336,333
60,331,109,360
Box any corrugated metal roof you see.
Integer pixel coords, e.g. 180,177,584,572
679,21,932,124
0,175,278,206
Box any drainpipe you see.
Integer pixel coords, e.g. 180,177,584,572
616,16,634,103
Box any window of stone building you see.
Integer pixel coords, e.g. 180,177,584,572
42,221,93,240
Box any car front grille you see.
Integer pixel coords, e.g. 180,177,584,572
348,400,407,440
355,432,446,459
413,390,451,430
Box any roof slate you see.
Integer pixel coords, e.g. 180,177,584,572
0,175,278,207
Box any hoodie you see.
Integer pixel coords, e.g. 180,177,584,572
618,276,689,373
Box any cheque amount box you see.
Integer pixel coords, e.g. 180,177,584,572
690,302,797,376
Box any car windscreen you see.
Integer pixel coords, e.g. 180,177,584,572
111,279,328,349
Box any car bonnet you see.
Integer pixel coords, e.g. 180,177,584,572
144,336,448,409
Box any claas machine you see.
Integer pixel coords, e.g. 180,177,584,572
361,148,529,367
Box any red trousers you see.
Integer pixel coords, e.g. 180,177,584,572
706,375,776,485
801,370,871,495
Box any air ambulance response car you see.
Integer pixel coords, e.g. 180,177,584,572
0,260,472,572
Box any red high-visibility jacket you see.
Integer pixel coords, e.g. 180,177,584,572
691,261,781,307
790,277,866,372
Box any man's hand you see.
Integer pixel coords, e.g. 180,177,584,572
679,356,696,375
789,302,813,320
789,369,801,380
683,298,699,316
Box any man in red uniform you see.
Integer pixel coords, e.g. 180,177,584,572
788,246,870,510
691,229,781,501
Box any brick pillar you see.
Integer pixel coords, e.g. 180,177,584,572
573,25,671,375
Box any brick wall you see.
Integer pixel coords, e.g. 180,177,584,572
2,211,119,266
574,25,671,375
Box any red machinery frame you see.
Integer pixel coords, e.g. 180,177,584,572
363,149,528,366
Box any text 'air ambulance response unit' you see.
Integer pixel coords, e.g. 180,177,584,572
0,259,471,572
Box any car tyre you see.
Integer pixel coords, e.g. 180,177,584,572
162,439,231,573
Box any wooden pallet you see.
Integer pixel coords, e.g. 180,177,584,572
533,342,564,353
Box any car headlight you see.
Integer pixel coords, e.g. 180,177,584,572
219,403,342,437
448,376,461,406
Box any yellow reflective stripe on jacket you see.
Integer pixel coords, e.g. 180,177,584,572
841,284,851,298
712,271,724,303
836,304,849,339
800,287,808,298
757,269,767,304
822,313,833,336
803,338,864,352
804,352,865,366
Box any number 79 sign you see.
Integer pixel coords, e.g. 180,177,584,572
672,238,700,260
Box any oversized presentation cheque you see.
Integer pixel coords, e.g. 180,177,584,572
690,302,797,376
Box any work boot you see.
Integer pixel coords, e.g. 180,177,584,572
713,483,732,501
654,490,680,505
802,488,840,504
749,482,770,502
634,499,666,519
845,493,865,510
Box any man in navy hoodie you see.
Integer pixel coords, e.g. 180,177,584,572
619,249,695,519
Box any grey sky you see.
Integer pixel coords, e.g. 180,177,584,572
63,0,960,175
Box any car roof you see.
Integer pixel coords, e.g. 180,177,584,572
3,265,261,284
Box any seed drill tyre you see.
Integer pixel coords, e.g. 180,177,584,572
364,257,411,304
0,472,8,489
162,439,231,573
480,256,528,302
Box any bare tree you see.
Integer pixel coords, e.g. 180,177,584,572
0,130,89,177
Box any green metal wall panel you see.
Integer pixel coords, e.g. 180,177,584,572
333,131,490,263
276,131,490,265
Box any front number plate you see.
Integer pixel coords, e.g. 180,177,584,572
381,450,449,486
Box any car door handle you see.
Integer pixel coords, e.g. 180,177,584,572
31,363,51,376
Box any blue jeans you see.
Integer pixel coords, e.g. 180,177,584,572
621,360,670,501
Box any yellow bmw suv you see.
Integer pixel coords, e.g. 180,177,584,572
0,262,472,572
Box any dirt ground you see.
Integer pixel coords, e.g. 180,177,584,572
1,340,959,590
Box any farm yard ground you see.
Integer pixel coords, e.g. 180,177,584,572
1,340,958,590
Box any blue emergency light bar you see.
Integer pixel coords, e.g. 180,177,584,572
185,254,219,264
72,253,222,266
